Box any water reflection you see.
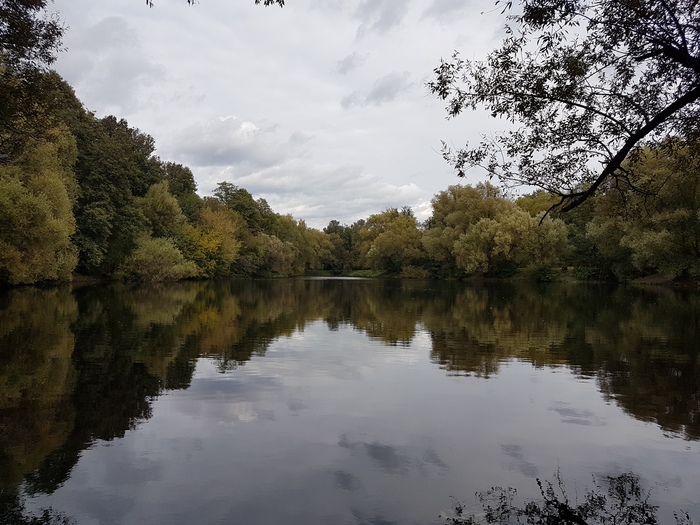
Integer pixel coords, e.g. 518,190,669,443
0,279,698,523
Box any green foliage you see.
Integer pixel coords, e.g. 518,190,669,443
423,183,512,276
0,1,64,164
516,190,560,217
580,139,700,281
213,182,265,233
323,219,364,274
360,207,424,274
0,127,78,284
429,0,700,210
116,235,198,282
177,203,242,278
161,161,201,223
137,180,186,238
69,114,164,275
257,233,298,276
444,194,569,277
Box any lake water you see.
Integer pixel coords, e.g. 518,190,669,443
1,278,699,524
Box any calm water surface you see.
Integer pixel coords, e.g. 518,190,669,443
1,278,699,524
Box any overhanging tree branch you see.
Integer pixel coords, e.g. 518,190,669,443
561,82,700,211
431,0,700,209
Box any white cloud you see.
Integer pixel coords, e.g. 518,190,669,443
168,116,290,169
56,16,166,115
336,52,368,75
354,0,411,37
341,71,413,108
51,0,506,229
422,0,472,22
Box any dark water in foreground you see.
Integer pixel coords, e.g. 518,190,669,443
1,278,699,524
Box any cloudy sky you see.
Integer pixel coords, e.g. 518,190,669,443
50,0,508,228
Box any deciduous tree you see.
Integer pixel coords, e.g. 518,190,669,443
429,0,700,211
0,126,78,284
0,0,64,164
360,208,424,274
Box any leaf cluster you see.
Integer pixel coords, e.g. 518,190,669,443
429,0,700,211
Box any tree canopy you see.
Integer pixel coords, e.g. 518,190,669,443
1,0,64,164
429,0,700,211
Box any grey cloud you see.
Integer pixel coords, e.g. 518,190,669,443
170,116,287,168
366,72,412,105
215,162,424,228
341,72,412,109
364,442,410,475
422,0,471,22
338,435,411,475
288,130,313,148
501,444,539,478
354,0,410,37
422,448,448,469
334,470,363,491
336,52,368,75
550,402,606,426
341,91,364,109
58,16,165,114
86,56,165,113
351,509,400,525
309,0,346,12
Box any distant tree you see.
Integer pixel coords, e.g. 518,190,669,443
213,182,264,233
116,235,198,282
360,208,425,274
516,190,561,217
70,114,163,275
0,126,79,284
161,161,202,223
453,207,568,278
324,219,364,274
429,0,700,212
422,183,512,276
178,203,243,278
257,232,297,276
586,138,700,280
137,181,186,239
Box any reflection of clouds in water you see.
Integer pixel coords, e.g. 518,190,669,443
364,442,410,475
351,508,400,525
176,361,283,424
339,435,410,475
422,448,448,469
501,444,540,478
550,402,607,426
334,470,363,491
338,434,448,477
287,399,308,413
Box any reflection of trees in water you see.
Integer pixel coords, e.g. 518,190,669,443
422,283,572,377
0,279,699,516
590,288,700,440
421,282,700,440
0,288,77,492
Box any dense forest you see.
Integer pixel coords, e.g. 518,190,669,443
2,67,699,285
2,2,699,286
